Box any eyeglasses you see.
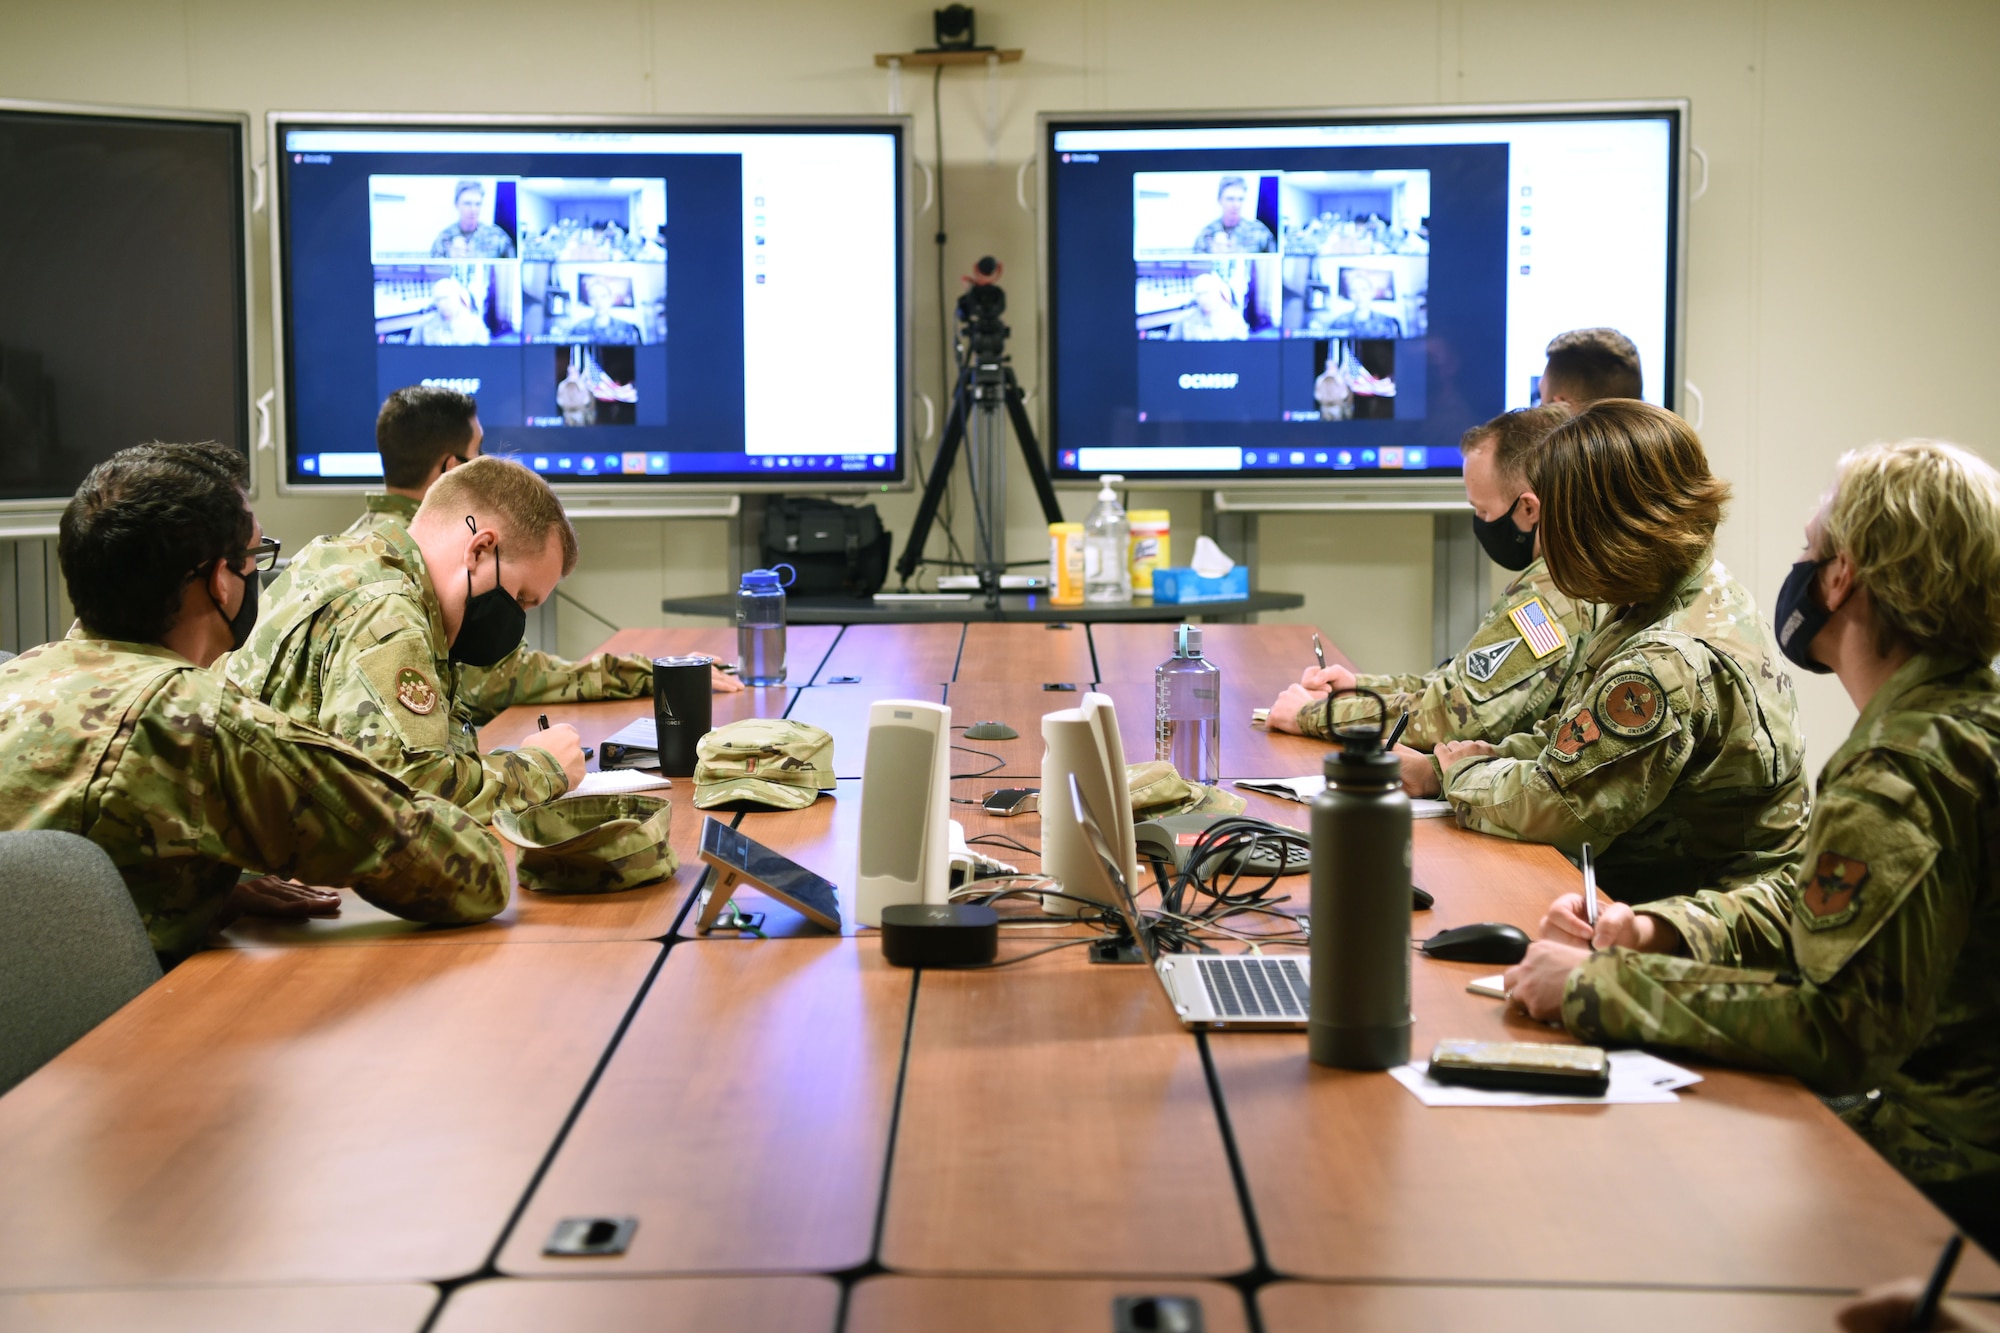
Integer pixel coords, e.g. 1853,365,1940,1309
240,537,283,572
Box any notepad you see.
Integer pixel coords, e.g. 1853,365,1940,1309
566,769,671,798
1233,775,1453,818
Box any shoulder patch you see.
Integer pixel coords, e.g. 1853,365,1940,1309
395,667,439,715
1597,669,1666,739
1508,596,1569,660
1550,707,1601,760
1800,852,1869,929
1463,636,1520,684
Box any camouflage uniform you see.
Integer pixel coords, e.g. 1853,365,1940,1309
1192,216,1276,253
1440,555,1809,902
1299,556,1600,750
1562,652,2000,1243
223,525,578,821
339,493,655,727
0,632,509,957
430,222,516,258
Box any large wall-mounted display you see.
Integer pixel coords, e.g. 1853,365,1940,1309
1041,103,1685,484
271,116,909,492
0,100,250,510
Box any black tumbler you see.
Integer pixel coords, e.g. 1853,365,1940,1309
652,656,713,777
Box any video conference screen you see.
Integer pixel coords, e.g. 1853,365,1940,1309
0,105,248,505
273,120,906,489
1044,108,1681,482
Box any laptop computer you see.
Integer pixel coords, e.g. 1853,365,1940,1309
1067,774,1311,1030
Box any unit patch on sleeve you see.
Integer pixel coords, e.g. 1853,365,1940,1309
1550,707,1601,760
1596,669,1666,739
1801,851,1869,925
395,667,440,715
1463,636,1521,684
1507,596,1570,660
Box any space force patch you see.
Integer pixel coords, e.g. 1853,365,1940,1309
1463,637,1520,684
395,667,439,715
1597,670,1666,739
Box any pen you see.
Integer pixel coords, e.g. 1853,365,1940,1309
537,713,593,760
1581,842,1599,946
1312,632,1326,673
1384,710,1410,750
1909,1233,1964,1332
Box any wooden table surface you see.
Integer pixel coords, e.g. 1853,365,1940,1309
0,942,657,1288
6,621,1995,1306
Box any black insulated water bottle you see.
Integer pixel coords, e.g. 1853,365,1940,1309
1309,690,1413,1069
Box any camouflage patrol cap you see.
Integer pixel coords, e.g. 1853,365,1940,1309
693,717,837,810
1127,759,1247,819
493,793,678,894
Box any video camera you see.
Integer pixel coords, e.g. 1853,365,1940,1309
956,255,1010,364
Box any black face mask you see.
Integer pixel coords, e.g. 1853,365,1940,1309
1773,558,1835,675
208,562,260,651
1471,495,1537,571
450,521,526,668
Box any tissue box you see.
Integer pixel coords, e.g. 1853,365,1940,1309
1150,565,1250,605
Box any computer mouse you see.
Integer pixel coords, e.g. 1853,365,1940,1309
1419,922,1530,964
964,720,1018,741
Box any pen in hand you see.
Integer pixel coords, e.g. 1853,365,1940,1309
1581,842,1599,948
536,713,593,761
1312,632,1326,673
1384,710,1410,750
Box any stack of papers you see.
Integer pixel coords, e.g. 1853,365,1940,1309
1234,775,1453,818
566,769,671,798
1388,1049,1703,1108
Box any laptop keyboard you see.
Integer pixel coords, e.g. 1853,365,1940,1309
1195,956,1310,1019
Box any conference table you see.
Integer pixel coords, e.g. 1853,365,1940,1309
0,622,1991,1332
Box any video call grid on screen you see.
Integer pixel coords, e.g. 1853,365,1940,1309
1042,107,1681,483
272,120,906,490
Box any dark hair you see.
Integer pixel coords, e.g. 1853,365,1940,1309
453,178,483,202
1530,400,1730,606
59,441,251,643
1217,174,1248,197
1543,327,1644,403
1460,403,1573,488
376,385,478,489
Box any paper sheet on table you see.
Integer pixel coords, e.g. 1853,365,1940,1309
1234,775,1452,818
1388,1050,1704,1108
566,769,672,797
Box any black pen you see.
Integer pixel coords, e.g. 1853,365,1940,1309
1384,710,1410,750
537,713,593,760
1909,1233,1964,1332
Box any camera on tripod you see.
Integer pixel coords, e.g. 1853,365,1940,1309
956,256,1010,368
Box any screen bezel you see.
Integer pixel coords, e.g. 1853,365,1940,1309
0,97,254,526
267,110,914,498
1036,99,1689,490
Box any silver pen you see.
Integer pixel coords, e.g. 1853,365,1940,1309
1312,632,1326,672
1581,842,1599,947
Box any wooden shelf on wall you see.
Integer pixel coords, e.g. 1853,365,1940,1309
874,49,1022,68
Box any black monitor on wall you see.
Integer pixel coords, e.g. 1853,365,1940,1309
1039,101,1687,487
0,99,252,529
268,114,912,498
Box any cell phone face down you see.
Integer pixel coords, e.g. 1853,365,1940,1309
698,818,842,931
1426,1039,1610,1096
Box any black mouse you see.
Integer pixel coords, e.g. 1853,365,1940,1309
1420,922,1530,964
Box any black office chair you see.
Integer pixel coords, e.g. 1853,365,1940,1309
0,830,161,1095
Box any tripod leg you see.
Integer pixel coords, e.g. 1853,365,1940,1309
1002,370,1065,526
895,364,974,586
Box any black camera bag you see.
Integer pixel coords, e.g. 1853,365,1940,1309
760,497,892,598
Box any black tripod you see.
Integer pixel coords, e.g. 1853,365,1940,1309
896,262,1063,606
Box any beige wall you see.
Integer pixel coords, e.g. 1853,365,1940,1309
4,0,1996,764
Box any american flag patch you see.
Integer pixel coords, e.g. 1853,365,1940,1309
1508,597,1568,659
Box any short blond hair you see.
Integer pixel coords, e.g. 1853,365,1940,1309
418,455,579,575
1462,403,1573,489
1822,439,2000,660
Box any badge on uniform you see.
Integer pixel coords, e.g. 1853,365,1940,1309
1597,670,1666,739
1508,596,1569,660
1463,637,1520,684
1801,851,1868,923
395,667,439,715
1551,707,1600,760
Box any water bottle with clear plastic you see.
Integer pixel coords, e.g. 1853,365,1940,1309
1155,623,1220,784
1083,474,1132,604
735,563,794,686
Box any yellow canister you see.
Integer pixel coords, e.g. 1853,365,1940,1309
1049,522,1085,606
1127,510,1171,596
